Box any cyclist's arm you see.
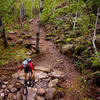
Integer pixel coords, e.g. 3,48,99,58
18,65,23,77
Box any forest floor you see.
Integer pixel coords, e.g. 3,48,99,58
0,18,99,100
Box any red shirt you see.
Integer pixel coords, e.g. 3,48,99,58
20,62,34,70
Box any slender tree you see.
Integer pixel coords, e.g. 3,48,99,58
19,0,22,27
36,0,44,54
73,0,80,34
31,0,34,18
92,8,100,62
0,16,8,48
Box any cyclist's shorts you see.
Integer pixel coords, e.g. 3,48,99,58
24,67,29,73
24,67,32,73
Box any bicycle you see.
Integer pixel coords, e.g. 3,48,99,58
17,69,34,100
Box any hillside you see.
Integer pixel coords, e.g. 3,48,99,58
0,0,100,100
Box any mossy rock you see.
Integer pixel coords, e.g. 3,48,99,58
60,44,73,55
45,36,53,40
66,38,73,43
74,45,85,54
22,34,32,39
46,33,56,37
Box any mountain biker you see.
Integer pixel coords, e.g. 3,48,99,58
17,58,35,85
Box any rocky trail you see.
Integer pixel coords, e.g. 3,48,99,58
0,18,89,100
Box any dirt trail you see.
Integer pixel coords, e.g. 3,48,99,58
31,18,82,98
32,18,79,82
0,18,83,100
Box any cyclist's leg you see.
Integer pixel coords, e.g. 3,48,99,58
32,70,35,81
24,67,28,84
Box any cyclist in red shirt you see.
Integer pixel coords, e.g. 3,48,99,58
17,58,35,84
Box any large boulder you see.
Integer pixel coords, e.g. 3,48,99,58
48,69,65,79
60,44,73,55
35,66,51,73
48,79,58,88
35,71,48,81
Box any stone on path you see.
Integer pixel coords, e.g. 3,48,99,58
10,87,18,93
37,88,45,96
27,88,37,100
35,71,48,81
35,66,51,73
48,70,65,78
48,79,58,88
45,88,56,100
35,95,45,100
7,93,17,100
2,85,6,89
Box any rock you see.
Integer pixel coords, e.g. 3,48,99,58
16,39,23,44
48,70,65,78
29,19,34,23
3,82,8,85
9,31,16,34
15,83,22,89
7,93,17,99
35,71,48,81
7,93,14,99
45,88,56,100
60,44,73,55
16,88,23,100
10,87,18,93
35,95,45,100
21,32,27,35
0,93,5,98
7,34,17,41
45,37,53,40
4,89,9,96
37,88,45,96
2,85,6,89
55,89,65,99
48,79,58,88
59,98,65,100
35,66,51,73
27,88,37,100
7,85,14,90
97,97,100,100
26,52,32,55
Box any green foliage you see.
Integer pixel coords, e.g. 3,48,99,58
66,38,73,43
74,60,82,70
91,56,100,67
14,24,21,29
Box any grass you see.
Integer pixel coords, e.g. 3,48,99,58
0,44,32,66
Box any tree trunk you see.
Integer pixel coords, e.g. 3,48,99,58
19,0,22,27
73,0,80,34
92,8,100,62
0,17,8,48
31,0,33,18
36,0,44,54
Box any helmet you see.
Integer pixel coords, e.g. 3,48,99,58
27,58,32,62
22,60,28,67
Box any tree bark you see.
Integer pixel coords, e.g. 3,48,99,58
31,0,33,18
73,0,80,34
19,0,22,27
92,8,100,62
0,17,8,48
36,0,44,54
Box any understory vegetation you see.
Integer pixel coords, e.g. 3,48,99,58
0,0,100,99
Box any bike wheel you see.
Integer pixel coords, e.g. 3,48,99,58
23,86,28,96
